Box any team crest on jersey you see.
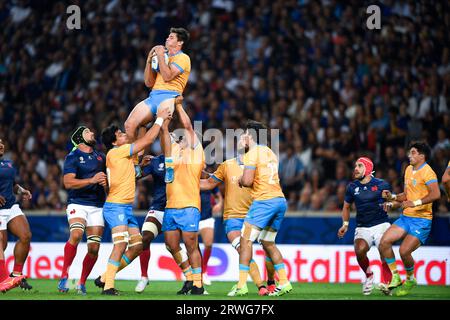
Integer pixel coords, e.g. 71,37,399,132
158,163,164,171
371,186,378,191
412,179,417,186
354,187,360,195
70,209,76,215
79,156,85,164
232,176,239,184
97,156,102,161
118,214,124,221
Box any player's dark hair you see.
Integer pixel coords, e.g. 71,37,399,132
101,124,119,151
408,141,431,160
245,120,268,145
170,27,190,45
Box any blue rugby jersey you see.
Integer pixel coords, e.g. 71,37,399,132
0,159,18,209
200,187,220,221
142,155,166,212
344,177,392,227
63,149,106,207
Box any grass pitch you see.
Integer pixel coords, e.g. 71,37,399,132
1,279,449,300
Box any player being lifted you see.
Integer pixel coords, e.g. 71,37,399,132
337,157,393,295
160,96,206,295
0,138,29,293
231,120,292,297
96,107,171,295
380,141,441,296
125,27,191,183
58,126,107,295
199,141,276,296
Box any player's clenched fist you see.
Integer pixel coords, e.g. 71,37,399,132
381,190,393,200
90,172,107,186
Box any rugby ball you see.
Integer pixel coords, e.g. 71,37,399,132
151,52,169,72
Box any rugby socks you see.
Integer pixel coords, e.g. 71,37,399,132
79,253,98,285
385,257,399,275
183,266,194,281
381,261,392,284
405,264,415,280
118,254,131,271
192,267,202,288
202,246,212,273
12,263,24,276
0,260,8,282
238,264,249,289
100,254,131,283
61,241,77,278
104,259,119,290
139,248,151,278
165,157,174,170
249,259,264,288
265,256,276,282
274,263,288,285
358,256,373,277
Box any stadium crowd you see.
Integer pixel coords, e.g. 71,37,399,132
0,0,449,213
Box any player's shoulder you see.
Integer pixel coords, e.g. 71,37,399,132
180,51,190,60
223,158,238,166
424,162,436,173
1,159,15,167
372,177,386,184
346,180,360,189
64,149,78,161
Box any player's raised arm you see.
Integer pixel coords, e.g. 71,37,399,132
144,50,157,88
132,107,172,155
175,95,198,148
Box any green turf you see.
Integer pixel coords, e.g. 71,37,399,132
1,280,449,300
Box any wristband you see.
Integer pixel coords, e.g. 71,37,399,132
155,117,164,127
342,221,349,227
391,194,397,200
413,199,422,207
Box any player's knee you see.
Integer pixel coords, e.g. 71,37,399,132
69,222,85,243
142,222,159,240
399,245,412,257
241,223,261,242
128,233,143,255
19,230,32,243
70,230,84,243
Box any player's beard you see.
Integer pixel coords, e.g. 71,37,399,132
84,138,96,147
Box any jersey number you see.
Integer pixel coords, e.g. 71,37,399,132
267,162,278,185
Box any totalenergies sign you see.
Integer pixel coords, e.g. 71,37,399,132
4,243,449,285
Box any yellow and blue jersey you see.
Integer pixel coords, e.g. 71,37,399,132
153,51,191,94
166,142,204,210
242,145,285,201
403,163,438,220
106,144,137,204
212,158,253,220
